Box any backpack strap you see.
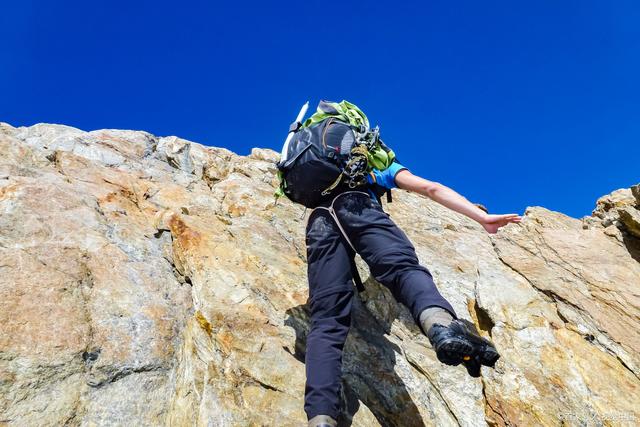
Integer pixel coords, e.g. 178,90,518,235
289,120,302,133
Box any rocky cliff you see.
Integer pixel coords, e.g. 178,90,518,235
0,122,639,427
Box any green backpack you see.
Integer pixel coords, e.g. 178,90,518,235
276,100,396,207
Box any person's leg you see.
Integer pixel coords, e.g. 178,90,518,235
333,192,457,323
304,209,355,422
333,192,500,376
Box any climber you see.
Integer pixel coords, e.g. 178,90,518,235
277,101,522,427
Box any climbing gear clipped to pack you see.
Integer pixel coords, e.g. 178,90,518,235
321,125,385,196
276,100,396,208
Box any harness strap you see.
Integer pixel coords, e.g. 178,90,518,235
312,191,369,292
321,171,345,196
349,257,365,293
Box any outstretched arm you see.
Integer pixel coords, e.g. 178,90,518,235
394,169,521,234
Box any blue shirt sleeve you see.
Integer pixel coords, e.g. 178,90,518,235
366,161,408,190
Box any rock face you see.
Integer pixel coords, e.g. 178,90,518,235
1,122,639,427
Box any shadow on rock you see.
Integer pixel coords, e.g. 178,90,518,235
622,233,640,264
285,277,426,427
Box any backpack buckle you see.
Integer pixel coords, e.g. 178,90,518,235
289,121,302,133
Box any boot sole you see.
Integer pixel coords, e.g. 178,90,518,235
435,338,474,366
480,345,500,367
437,337,500,368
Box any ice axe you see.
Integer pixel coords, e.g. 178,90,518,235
279,101,309,164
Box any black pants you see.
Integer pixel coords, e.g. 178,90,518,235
304,191,457,420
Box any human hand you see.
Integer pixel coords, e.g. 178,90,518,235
480,214,522,234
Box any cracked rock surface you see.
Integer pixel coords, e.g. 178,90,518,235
1,122,639,426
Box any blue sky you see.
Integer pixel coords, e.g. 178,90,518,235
2,1,639,218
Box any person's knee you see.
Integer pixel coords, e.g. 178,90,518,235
369,254,426,288
306,290,354,355
309,289,354,323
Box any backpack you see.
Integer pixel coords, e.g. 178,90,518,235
276,100,396,208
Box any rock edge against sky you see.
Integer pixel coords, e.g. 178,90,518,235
1,122,639,426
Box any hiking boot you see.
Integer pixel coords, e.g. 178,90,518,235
308,415,337,427
427,318,500,377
